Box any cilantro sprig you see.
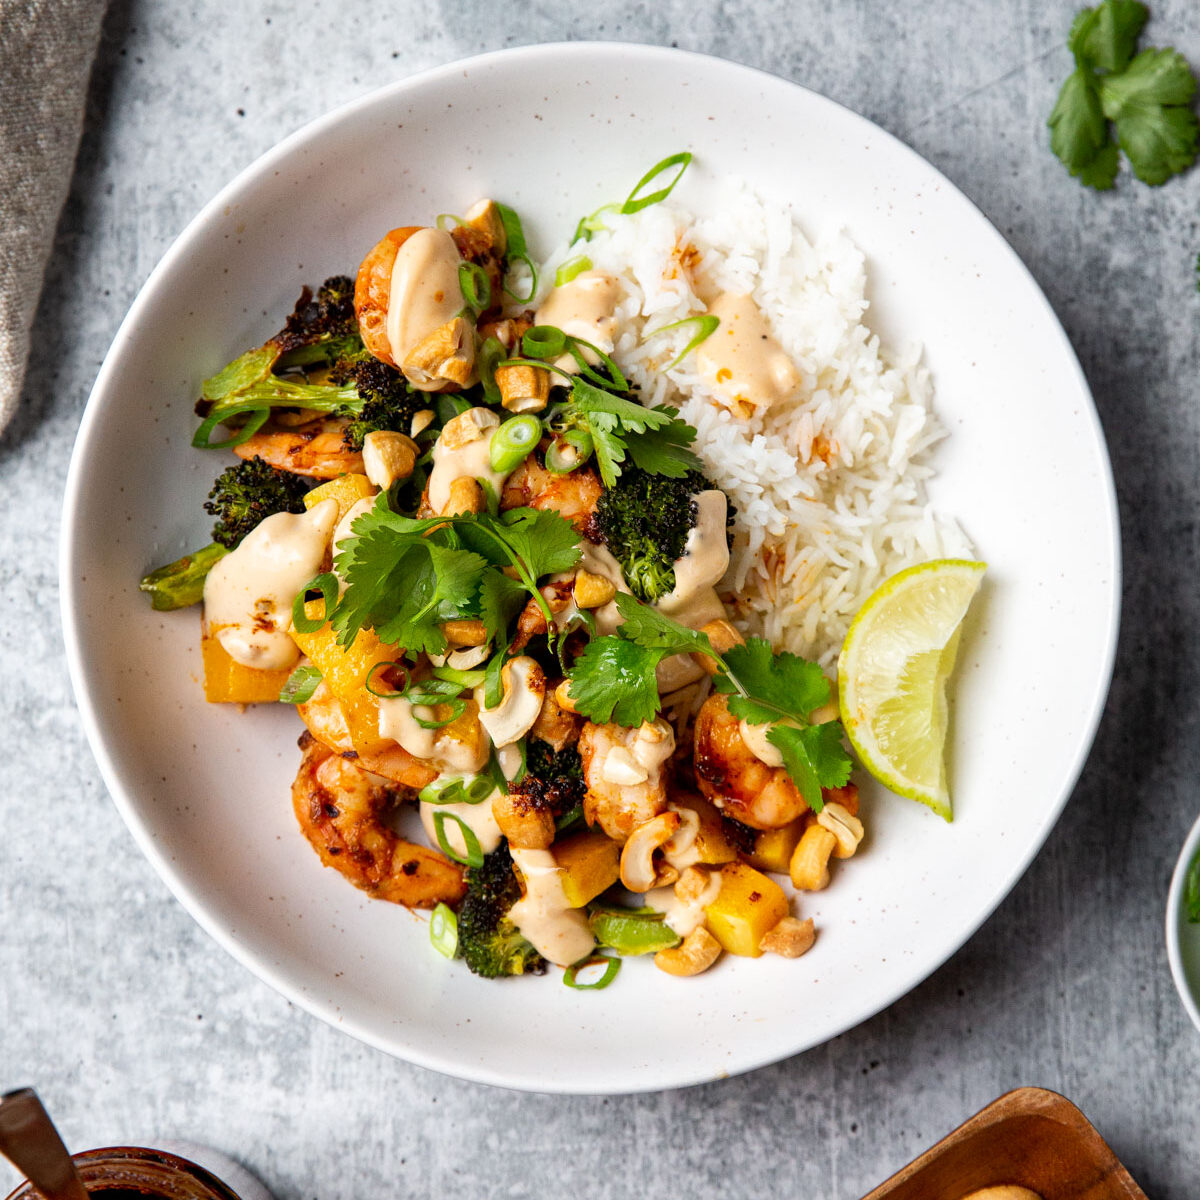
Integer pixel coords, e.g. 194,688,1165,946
314,496,581,655
566,594,852,812
1049,0,1198,188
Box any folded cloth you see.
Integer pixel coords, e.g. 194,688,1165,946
0,0,107,435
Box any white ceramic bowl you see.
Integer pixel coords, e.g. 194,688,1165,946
1167,813,1200,1033
61,43,1121,1093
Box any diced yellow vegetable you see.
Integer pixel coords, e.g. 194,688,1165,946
291,610,398,704
303,472,376,523
704,862,789,958
674,794,738,865
201,633,292,704
744,819,805,875
554,831,621,908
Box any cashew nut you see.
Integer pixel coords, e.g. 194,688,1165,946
573,569,617,609
789,823,837,891
465,198,507,254
477,656,546,748
601,746,649,786
440,619,488,648
410,408,436,438
620,812,681,892
496,363,551,414
817,801,864,860
444,476,485,515
760,916,816,959
362,431,418,489
402,315,476,391
440,406,500,451
654,926,722,977
692,618,745,675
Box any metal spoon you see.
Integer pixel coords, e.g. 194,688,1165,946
0,1089,89,1200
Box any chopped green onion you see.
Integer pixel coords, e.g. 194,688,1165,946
484,642,508,711
497,356,576,384
544,429,595,475
429,902,459,958
489,414,543,473
477,476,500,517
555,256,593,287
572,203,619,245
478,336,506,405
436,393,473,423
431,665,487,689
565,337,627,392
432,811,484,869
1186,848,1200,924
405,678,468,729
139,542,228,611
291,573,339,633
436,213,465,231
620,152,693,214
418,774,493,806
192,405,271,451
364,660,408,699
644,313,720,369
278,664,323,704
496,202,537,304
555,802,584,832
458,262,491,315
521,325,568,361
563,954,621,990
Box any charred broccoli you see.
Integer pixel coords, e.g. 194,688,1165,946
204,456,310,548
457,842,546,979
512,741,585,832
195,276,422,450
589,466,725,603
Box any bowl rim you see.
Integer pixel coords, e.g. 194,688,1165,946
59,40,1122,1092
1165,809,1200,1033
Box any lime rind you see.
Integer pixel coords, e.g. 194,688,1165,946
837,559,985,820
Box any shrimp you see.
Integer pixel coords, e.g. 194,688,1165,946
692,693,805,830
292,732,466,908
353,226,421,365
502,457,602,531
509,578,574,652
298,681,437,789
234,416,364,479
578,719,675,841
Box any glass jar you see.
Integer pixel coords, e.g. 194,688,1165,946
3,1146,243,1200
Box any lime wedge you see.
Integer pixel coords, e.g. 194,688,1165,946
836,559,986,820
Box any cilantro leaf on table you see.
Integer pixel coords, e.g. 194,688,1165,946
1049,0,1198,189
715,638,833,725
1069,0,1147,73
1100,48,1200,183
766,723,854,814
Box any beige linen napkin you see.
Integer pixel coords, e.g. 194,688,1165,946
1,0,107,435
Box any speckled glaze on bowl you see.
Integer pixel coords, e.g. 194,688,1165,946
61,43,1120,1093
1166,811,1200,1033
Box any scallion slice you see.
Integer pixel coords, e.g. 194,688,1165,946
458,261,491,314
572,203,619,245
496,202,538,304
429,903,459,958
430,665,487,689
278,664,323,705
291,573,339,633
436,213,465,231
563,954,621,990
620,151,693,214
554,255,593,287
192,405,271,451
433,811,484,869
489,414,543,474
478,336,506,405
364,661,408,700
521,325,568,361
644,313,720,369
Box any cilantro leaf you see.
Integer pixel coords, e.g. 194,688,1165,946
571,380,674,433
624,416,705,478
1049,67,1112,177
477,570,527,642
611,592,712,655
1078,140,1121,188
1100,45,1197,113
715,638,832,724
766,723,854,814
496,507,583,577
567,636,665,726
1070,0,1147,73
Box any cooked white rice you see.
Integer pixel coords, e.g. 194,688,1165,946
534,178,971,669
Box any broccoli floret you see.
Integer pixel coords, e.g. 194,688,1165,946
457,842,546,979
272,275,366,368
512,741,585,832
588,466,724,603
330,357,423,451
203,456,310,548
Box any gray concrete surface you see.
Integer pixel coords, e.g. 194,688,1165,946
3,1,1198,1196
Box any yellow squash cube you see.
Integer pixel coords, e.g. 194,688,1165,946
704,862,789,957
201,633,292,704
554,831,621,908
744,820,805,875
675,795,739,865
291,609,400,705
303,472,376,524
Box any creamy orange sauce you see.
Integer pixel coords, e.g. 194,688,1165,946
419,787,502,858
534,271,620,371
696,292,801,410
508,848,594,966
385,228,465,379
203,498,339,671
